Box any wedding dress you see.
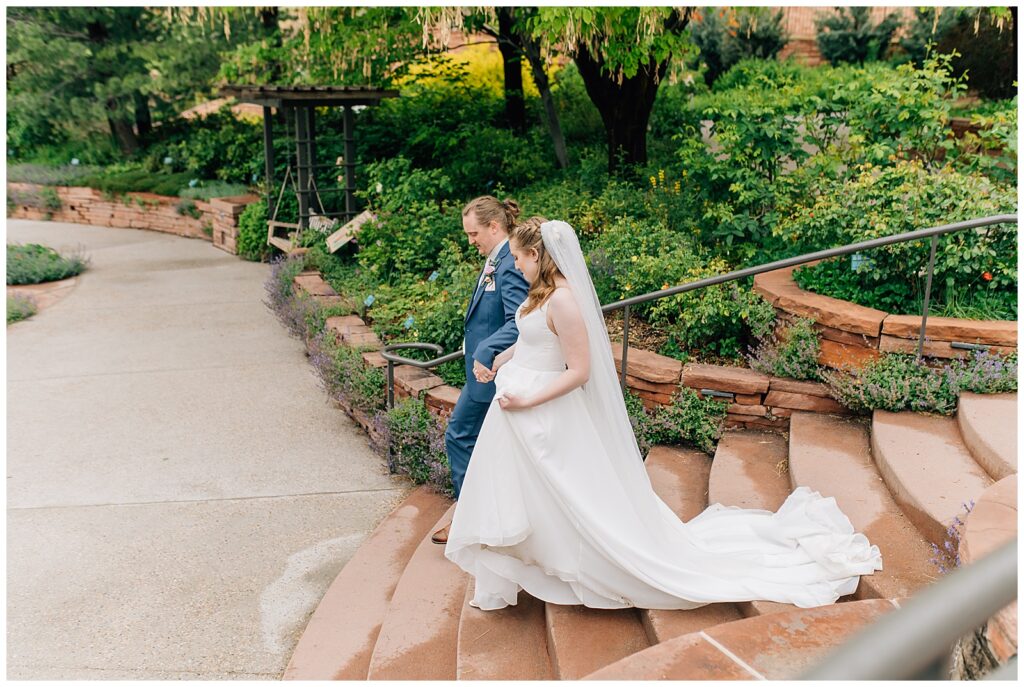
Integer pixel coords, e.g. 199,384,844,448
445,221,882,611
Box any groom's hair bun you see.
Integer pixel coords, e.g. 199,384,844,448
463,195,520,232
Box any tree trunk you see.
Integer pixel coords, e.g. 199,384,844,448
106,98,139,154
496,8,526,133
133,91,152,140
519,32,568,168
574,46,667,174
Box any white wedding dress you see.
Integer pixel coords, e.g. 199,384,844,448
445,221,882,612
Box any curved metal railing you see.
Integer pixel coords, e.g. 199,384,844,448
380,214,1017,406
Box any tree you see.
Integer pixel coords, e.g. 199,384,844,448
530,7,693,172
815,7,901,65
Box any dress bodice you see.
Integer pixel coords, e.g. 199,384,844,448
511,300,566,372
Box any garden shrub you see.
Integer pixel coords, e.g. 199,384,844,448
355,157,460,281
748,317,823,381
7,243,88,284
588,217,775,359
372,397,453,496
236,199,272,263
783,161,1017,318
646,387,729,455
822,350,1017,415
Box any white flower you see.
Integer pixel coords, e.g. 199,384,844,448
375,182,383,194
70,158,80,166
163,156,173,165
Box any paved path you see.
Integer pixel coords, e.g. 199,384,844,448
6,220,411,679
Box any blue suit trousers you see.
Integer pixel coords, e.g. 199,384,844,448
445,390,490,499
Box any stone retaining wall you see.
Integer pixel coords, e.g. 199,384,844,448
755,265,1017,368
296,270,850,436
7,182,257,253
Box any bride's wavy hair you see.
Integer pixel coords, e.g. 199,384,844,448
509,216,561,316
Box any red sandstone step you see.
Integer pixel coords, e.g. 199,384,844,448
641,446,743,642
366,504,466,680
958,475,1017,664
871,410,993,547
956,392,1017,481
584,598,899,680
787,413,936,601
709,430,799,617
282,486,451,680
456,580,555,680
544,604,650,680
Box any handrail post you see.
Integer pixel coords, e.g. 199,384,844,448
620,304,630,395
386,360,395,410
917,234,939,360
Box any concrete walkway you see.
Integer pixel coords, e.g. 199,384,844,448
6,220,411,679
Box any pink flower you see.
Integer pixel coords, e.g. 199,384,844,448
484,263,497,276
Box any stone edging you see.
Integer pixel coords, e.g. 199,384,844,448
294,271,848,436
754,265,1017,368
6,182,258,254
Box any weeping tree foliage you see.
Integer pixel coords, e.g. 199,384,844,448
418,6,569,168
218,7,426,87
529,7,693,173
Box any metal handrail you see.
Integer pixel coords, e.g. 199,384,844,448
801,539,1018,680
379,213,1016,404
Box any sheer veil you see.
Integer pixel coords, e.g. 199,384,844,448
540,221,662,506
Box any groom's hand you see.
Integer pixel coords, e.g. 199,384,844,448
473,360,495,383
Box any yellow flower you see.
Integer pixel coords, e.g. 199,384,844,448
649,176,657,188
630,255,638,262
673,181,681,195
661,282,670,290
624,283,632,291
658,169,665,183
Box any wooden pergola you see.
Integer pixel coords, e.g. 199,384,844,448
220,85,397,252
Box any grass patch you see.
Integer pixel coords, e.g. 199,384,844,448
7,294,37,324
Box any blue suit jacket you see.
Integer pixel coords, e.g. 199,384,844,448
463,241,530,403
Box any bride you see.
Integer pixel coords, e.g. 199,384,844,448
444,218,882,612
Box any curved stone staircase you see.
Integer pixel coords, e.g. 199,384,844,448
283,393,1017,680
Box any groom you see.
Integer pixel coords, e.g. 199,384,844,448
432,197,529,545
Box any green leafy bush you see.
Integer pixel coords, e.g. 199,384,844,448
7,243,88,285
784,161,1017,318
355,157,460,281
7,294,37,324
625,387,728,456
748,318,823,381
236,198,271,262
815,7,901,65
588,218,775,358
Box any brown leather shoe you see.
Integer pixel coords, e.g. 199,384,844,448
431,525,449,545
